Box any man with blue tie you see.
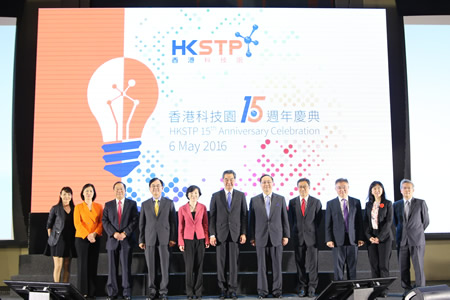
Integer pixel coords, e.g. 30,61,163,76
393,179,429,296
249,174,290,299
209,170,248,300
103,182,139,300
325,178,364,281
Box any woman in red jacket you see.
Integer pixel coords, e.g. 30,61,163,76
178,185,210,300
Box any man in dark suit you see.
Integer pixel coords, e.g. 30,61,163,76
249,174,290,299
102,182,139,300
288,178,322,298
139,178,177,300
209,170,248,300
325,178,364,281
393,179,429,296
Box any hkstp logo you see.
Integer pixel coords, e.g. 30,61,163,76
172,24,259,57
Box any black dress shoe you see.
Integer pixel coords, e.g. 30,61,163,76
299,289,306,297
258,295,264,300
219,293,225,300
231,292,237,300
106,297,117,300
124,297,132,300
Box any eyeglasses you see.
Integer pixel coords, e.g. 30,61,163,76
150,185,162,189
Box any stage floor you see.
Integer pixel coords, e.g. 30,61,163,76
0,293,406,299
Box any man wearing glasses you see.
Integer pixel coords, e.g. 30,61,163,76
139,178,177,300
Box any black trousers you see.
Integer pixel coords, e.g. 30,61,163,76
216,234,239,294
75,237,100,297
184,238,205,297
106,242,133,297
367,239,392,278
294,243,318,293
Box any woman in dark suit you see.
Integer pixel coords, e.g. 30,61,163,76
178,185,210,300
74,183,103,299
363,181,394,295
46,186,77,282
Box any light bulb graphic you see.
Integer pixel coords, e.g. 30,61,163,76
87,57,158,177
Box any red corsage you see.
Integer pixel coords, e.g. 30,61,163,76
379,203,385,208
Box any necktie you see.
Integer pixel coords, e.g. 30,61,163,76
342,199,349,232
301,198,306,216
118,200,122,227
155,199,159,216
404,200,410,221
227,192,232,209
265,195,271,217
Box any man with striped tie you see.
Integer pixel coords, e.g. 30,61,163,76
325,178,364,281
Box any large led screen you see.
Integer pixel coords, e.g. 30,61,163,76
32,8,393,212
0,17,16,240
404,16,450,233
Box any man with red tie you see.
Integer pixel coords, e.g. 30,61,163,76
102,182,139,300
288,178,322,298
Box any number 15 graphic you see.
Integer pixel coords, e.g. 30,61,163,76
241,96,265,123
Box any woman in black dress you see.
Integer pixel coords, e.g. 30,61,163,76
46,186,77,282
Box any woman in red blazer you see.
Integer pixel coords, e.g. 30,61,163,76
178,185,210,300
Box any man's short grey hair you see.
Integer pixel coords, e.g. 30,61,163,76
400,178,414,189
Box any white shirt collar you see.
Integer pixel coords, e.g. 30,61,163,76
224,189,234,195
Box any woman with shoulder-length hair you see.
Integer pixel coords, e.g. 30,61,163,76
74,183,103,299
178,185,210,300
45,186,77,282
363,181,394,296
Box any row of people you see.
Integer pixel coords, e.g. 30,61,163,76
45,172,429,299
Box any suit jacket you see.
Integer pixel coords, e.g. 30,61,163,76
393,198,429,247
139,196,177,246
248,193,290,247
47,203,75,247
74,201,103,239
178,202,209,247
363,199,394,243
209,189,248,243
102,198,139,251
325,196,363,246
288,195,322,247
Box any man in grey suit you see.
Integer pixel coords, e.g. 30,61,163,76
103,182,139,300
139,178,177,300
288,178,322,298
393,179,429,296
209,170,248,300
325,178,364,281
249,174,290,299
